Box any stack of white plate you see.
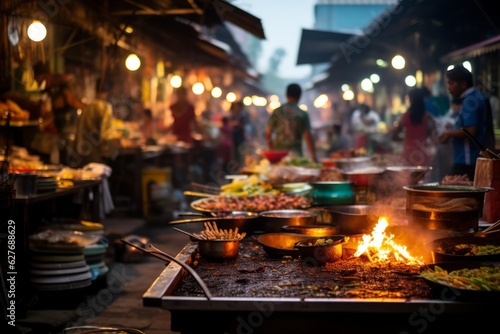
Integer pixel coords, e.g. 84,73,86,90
29,245,92,291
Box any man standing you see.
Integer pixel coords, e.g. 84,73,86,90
438,64,495,179
265,83,317,162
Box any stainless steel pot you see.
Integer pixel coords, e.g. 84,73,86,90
323,205,379,234
259,209,319,233
198,239,240,260
404,185,491,231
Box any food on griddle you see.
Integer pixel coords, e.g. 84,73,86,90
421,265,500,291
411,198,478,212
194,221,246,240
194,193,311,212
436,243,500,256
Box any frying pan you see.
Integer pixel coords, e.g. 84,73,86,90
168,213,261,235
429,235,500,263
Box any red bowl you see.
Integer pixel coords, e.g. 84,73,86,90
262,150,289,163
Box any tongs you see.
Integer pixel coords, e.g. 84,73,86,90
120,239,212,300
461,128,500,159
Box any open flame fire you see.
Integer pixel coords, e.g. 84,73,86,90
354,217,424,265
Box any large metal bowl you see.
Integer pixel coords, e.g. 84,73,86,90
294,235,346,266
257,233,310,258
323,205,379,234
404,185,491,231
259,209,319,233
281,225,340,237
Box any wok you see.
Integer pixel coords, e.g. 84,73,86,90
257,233,310,258
430,235,500,263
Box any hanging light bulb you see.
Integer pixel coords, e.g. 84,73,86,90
192,82,205,95
170,75,182,88
125,54,141,71
27,20,47,42
211,87,222,98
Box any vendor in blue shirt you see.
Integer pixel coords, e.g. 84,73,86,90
438,64,495,179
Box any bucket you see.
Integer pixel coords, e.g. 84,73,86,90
13,173,38,196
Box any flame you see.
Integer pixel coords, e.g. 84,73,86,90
354,217,423,265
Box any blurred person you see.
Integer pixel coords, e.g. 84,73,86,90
218,116,234,170
33,62,87,164
350,103,380,152
265,83,317,162
328,123,353,154
438,64,495,179
421,86,441,118
431,97,462,182
141,108,157,145
391,87,437,167
230,100,250,165
73,77,115,167
169,86,196,144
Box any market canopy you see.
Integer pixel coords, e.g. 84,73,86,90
307,0,500,87
296,29,357,65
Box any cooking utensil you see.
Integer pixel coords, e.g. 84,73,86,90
461,127,500,159
183,191,216,198
120,239,212,300
294,235,346,266
197,239,240,260
259,209,318,232
309,181,356,206
324,205,379,234
474,219,500,237
257,233,310,258
168,214,261,234
172,227,201,240
189,182,221,195
404,185,491,231
281,225,340,236
430,235,500,262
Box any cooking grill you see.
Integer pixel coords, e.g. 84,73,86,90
172,238,430,299
143,234,500,333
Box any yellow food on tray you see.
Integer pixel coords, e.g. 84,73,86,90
220,174,279,196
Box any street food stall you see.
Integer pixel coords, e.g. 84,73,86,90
140,151,500,333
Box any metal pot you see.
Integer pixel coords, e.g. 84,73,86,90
309,181,356,206
323,205,379,234
404,185,491,231
294,235,346,266
259,209,318,233
198,239,240,260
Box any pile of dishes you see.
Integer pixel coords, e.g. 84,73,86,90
28,226,105,291
36,175,58,193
